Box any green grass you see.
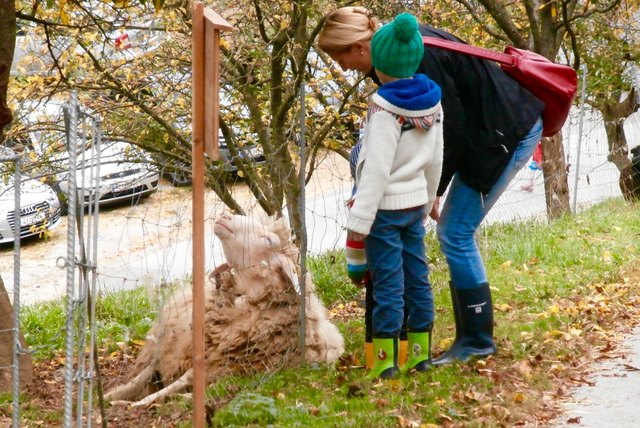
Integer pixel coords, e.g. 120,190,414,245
14,197,640,426
21,287,159,359
307,248,362,307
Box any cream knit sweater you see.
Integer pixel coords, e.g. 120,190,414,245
347,76,443,235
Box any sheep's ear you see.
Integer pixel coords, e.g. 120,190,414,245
272,254,300,295
208,262,230,289
273,215,290,228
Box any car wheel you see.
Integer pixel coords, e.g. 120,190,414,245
167,171,192,187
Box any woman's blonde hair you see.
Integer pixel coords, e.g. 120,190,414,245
318,6,380,55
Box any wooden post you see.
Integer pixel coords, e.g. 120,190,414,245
203,9,232,158
190,3,205,426
191,2,233,427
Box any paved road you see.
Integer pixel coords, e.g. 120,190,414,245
555,327,640,427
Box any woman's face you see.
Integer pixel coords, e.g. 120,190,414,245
329,42,372,74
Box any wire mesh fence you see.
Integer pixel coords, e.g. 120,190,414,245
0,146,24,428
1,91,639,425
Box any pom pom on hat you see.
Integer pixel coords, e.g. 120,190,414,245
392,13,419,41
371,12,422,79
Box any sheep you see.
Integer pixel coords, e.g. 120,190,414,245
105,213,345,407
620,145,640,202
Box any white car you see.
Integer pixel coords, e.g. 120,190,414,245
0,176,62,244
11,99,159,212
54,140,160,211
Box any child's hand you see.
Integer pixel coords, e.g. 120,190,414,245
346,230,367,286
350,276,366,288
348,230,367,241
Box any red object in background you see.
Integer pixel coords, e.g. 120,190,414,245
115,33,131,50
532,142,543,164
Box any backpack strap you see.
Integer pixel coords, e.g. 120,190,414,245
422,36,516,66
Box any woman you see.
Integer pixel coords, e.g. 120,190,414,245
318,6,544,365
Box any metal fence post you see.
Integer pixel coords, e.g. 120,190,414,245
572,65,588,213
10,150,21,428
63,91,79,428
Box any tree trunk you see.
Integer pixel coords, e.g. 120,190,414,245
600,87,639,173
0,275,33,392
0,3,32,392
541,133,571,218
0,0,16,141
604,116,632,172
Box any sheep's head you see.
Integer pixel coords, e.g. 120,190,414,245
213,213,295,270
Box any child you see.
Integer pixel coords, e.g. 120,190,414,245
346,12,443,379
346,141,409,370
521,142,543,192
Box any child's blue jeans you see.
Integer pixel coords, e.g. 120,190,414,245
365,206,434,337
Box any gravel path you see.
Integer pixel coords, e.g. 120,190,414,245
0,150,351,305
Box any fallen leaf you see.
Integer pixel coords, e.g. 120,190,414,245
375,398,389,408
496,303,513,312
347,383,364,398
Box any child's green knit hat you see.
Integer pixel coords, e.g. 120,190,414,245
370,12,422,78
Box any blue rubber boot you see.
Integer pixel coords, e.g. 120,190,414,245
432,283,496,365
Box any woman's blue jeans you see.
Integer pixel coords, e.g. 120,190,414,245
436,117,543,290
365,207,434,337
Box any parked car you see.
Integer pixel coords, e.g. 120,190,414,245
52,140,160,212
0,175,62,244
10,99,160,212
159,135,266,187
158,157,191,187
218,138,266,173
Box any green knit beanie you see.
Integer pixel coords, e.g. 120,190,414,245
371,13,422,79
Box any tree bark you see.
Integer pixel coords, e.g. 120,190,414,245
541,133,571,218
0,0,16,141
0,275,33,392
0,0,33,393
599,87,639,173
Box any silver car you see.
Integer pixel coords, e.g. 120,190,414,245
13,100,159,212
159,136,266,187
56,140,160,209
0,176,62,244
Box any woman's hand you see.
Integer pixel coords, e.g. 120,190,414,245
429,197,441,222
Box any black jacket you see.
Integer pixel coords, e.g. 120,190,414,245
369,26,545,195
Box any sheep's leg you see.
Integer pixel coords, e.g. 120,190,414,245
105,364,155,403
131,368,194,408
